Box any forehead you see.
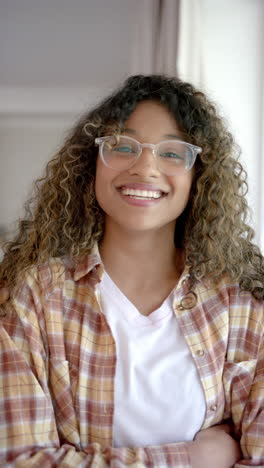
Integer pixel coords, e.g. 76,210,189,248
123,100,182,139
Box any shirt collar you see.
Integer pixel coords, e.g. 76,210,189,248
73,244,104,282
73,244,191,286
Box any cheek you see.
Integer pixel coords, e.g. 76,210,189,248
183,170,194,194
185,176,193,197
172,173,193,214
172,172,193,196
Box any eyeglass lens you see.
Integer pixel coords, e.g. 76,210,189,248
102,136,194,173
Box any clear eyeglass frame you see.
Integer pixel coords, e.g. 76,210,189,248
95,135,202,175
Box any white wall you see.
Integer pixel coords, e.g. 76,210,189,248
0,115,70,229
0,0,136,88
0,90,111,232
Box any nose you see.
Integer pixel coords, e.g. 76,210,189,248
127,147,161,177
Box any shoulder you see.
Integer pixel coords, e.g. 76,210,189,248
200,275,263,309
17,256,74,295
11,255,96,308
196,275,264,332
14,249,103,295
215,276,263,316
201,276,264,358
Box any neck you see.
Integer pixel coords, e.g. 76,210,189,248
99,221,184,287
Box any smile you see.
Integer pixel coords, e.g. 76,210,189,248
120,188,164,199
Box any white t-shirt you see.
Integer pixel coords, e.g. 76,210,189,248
99,271,206,448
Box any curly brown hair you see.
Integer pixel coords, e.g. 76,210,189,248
1,74,263,301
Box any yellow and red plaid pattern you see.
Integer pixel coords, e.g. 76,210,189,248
0,248,263,467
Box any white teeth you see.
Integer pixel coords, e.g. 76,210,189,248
121,188,163,198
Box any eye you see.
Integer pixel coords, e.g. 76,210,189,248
114,145,135,153
157,141,189,166
160,151,183,160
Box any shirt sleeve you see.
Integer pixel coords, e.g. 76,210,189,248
234,336,264,468
0,274,191,468
224,290,264,468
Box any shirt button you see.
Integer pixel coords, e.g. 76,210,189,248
180,292,197,309
196,349,205,357
210,404,217,412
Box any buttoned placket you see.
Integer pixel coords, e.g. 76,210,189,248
172,277,221,428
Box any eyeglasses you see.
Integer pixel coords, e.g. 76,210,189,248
95,135,202,175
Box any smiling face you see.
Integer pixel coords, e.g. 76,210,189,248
95,100,193,237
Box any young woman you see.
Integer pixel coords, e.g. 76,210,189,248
0,75,263,467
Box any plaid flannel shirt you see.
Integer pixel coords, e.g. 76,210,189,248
0,247,263,467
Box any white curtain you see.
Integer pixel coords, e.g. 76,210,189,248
131,0,203,84
177,0,204,88
131,0,180,75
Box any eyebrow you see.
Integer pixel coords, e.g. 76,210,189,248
121,128,136,134
122,128,182,140
163,134,182,140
